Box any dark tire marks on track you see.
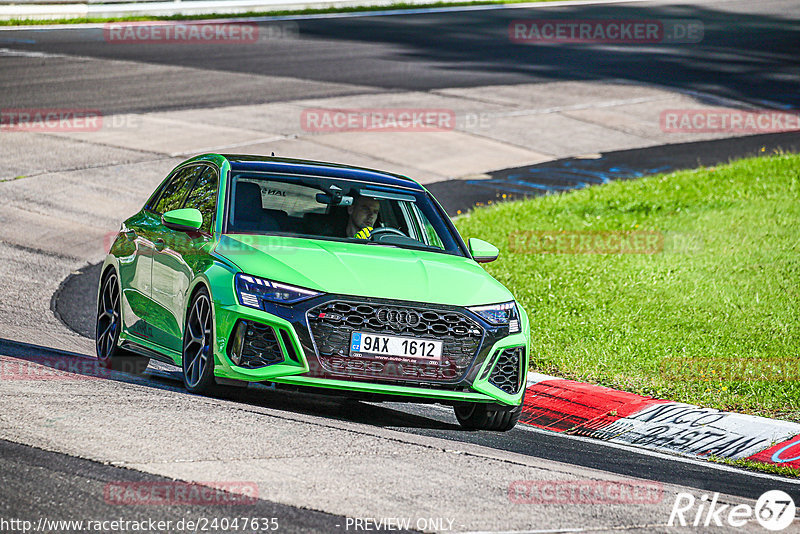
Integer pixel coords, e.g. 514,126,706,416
0,437,392,533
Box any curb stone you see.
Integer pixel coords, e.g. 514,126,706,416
522,373,800,471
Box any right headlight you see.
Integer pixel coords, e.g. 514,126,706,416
468,301,521,334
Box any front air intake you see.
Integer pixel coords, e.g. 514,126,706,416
228,320,285,369
489,346,525,394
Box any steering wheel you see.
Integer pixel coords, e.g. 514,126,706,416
369,227,406,241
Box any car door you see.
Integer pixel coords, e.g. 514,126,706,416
116,209,158,340
117,169,191,341
140,165,201,350
150,164,218,353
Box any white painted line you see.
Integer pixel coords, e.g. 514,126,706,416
458,525,672,534
486,95,669,118
515,422,800,485
610,78,772,111
526,372,562,385
459,521,774,534
0,46,87,58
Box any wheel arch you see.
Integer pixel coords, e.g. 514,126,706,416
182,276,213,339
185,277,211,313
97,256,121,306
181,275,219,391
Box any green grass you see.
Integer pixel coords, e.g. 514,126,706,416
709,456,800,478
0,0,568,26
456,152,800,422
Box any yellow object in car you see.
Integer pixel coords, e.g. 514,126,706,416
354,226,373,240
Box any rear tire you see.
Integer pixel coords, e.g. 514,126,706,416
182,287,217,395
95,270,149,375
454,402,522,431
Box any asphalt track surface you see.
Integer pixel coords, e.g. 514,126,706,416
0,437,357,534
3,337,800,524
3,0,800,529
1,0,799,113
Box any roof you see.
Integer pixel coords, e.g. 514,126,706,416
220,154,425,191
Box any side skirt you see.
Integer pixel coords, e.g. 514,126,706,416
120,339,179,367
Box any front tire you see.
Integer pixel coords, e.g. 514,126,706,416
95,270,149,375
454,402,522,431
182,287,217,394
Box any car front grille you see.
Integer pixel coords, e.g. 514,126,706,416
489,346,524,394
306,300,483,382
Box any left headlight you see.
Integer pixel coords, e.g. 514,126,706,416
235,273,321,309
468,301,521,334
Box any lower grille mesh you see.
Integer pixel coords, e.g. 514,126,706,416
489,347,524,394
238,321,284,369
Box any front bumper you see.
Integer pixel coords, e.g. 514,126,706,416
212,294,529,406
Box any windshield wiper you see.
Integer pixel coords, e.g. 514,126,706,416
369,236,442,253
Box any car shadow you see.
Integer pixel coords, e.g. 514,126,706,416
0,337,461,431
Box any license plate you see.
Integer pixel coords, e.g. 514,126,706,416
350,332,443,361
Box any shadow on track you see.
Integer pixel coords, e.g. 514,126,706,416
0,437,371,533
0,337,460,431
3,340,799,501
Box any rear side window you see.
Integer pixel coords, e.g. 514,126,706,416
183,166,219,234
151,166,200,215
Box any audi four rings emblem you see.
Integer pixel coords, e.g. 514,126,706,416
377,307,421,329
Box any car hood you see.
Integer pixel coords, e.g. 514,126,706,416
215,234,515,307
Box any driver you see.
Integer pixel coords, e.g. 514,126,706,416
346,195,380,239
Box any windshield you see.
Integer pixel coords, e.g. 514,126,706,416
225,172,465,256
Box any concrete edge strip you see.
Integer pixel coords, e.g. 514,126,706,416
519,376,800,471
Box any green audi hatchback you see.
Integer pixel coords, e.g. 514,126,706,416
97,154,529,430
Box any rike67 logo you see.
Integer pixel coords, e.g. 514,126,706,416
669,490,796,531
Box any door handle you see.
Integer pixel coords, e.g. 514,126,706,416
154,238,166,252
